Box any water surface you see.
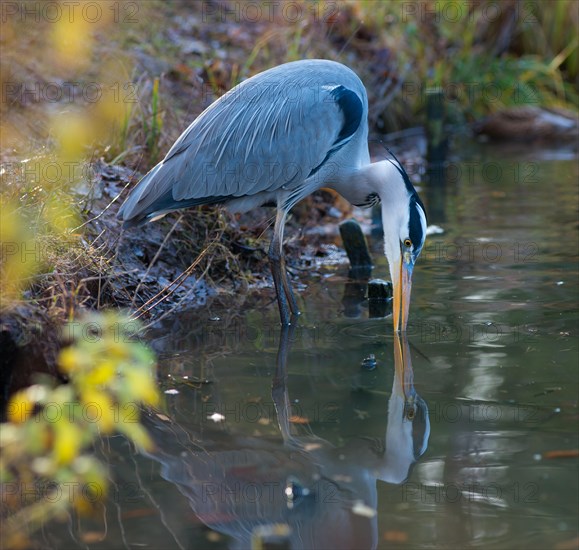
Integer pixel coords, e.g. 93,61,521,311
42,143,578,549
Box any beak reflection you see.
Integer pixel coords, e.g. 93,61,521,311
391,330,430,458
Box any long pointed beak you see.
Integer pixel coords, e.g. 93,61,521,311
392,254,414,333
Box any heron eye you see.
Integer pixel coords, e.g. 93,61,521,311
404,239,412,247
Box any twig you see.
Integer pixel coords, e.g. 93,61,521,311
130,245,212,321
140,260,212,331
71,170,138,232
130,214,184,308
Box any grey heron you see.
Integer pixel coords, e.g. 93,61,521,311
118,59,427,331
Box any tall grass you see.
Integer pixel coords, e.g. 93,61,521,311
351,0,578,129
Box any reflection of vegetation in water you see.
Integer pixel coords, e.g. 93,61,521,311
0,313,160,548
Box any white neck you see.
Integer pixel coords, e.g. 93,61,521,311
328,160,411,279
330,160,407,208
358,160,409,268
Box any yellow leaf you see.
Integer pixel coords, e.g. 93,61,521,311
51,112,92,161
6,390,35,424
58,347,87,373
50,17,93,72
125,370,160,406
0,201,38,301
105,340,131,360
85,361,116,386
53,421,83,465
81,390,115,433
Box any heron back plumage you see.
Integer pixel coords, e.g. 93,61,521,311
117,59,369,226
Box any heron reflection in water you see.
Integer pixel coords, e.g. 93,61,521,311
117,59,427,330
139,330,429,549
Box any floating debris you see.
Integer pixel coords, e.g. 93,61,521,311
284,477,311,504
361,354,377,371
383,530,409,543
284,477,312,511
332,474,353,483
543,449,579,459
426,224,444,235
252,523,291,549
352,500,377,518
207,412,225,423
289,415,310,424
354,408,370,419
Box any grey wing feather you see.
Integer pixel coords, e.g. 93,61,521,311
117,60,367,224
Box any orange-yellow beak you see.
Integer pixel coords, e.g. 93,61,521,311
392,252,413,333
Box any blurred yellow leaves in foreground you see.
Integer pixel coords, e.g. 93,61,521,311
1,1,136,304
1,313,161,545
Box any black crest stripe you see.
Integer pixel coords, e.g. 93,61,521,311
308,86,363,178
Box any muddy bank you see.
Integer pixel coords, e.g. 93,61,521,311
0,155,366,403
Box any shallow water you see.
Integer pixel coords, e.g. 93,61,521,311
41,142,578,549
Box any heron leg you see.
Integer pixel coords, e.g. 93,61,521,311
280,256,300,317
269,209,291,325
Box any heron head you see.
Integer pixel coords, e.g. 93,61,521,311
374,159,427,333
